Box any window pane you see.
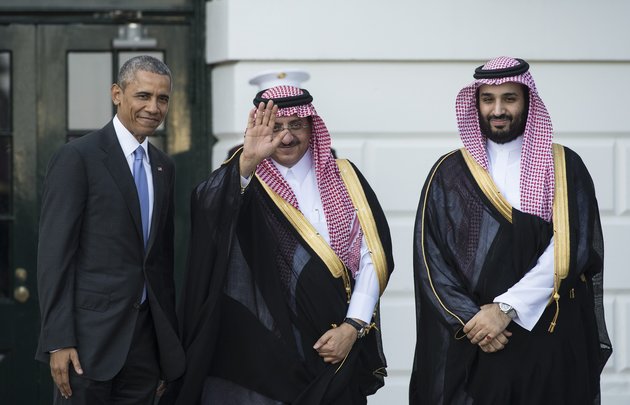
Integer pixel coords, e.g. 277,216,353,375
67,52,113,130
0,221,8,298
0,137,10,214
0,52,10,132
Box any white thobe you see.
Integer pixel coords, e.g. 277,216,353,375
241,151,379,324
486,137,554,331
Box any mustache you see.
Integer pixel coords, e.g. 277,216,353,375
489,114,512,121
279,140,299,147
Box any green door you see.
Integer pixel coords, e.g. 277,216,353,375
0,21,199,404
0,24,46,405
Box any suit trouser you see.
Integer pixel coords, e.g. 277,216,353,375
53,303,160,405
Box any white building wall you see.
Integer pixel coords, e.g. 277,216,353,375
206,1,630,403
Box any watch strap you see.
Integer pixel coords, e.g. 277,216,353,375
343,317,367,338
498,302,516,319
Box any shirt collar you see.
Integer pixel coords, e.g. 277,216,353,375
272,149,312,183
113,115,150,162
486,135,523,163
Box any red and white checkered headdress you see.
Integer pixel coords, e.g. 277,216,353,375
456,56,554,221
255,86,362,274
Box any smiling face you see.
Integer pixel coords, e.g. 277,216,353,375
270,115,312,168
111,70,171,143
477,82,528,144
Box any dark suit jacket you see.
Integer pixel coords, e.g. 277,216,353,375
36,120,185,381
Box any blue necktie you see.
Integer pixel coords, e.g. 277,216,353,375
133,146,149,302
133,147,150,247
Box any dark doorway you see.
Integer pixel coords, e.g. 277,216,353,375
0,4,208,403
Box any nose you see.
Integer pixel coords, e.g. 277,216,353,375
145,98,159,114
492,101,505,116
280,131,293,145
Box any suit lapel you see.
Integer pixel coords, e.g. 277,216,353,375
100,122,145,248
146,144,166,254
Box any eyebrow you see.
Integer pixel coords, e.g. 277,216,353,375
480,92,520,97
134,90,170,98
275,119,305,125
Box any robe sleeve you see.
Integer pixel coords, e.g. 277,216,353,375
170,153,246,404
413,156,480,335
566,147,611,372
494,237,554,330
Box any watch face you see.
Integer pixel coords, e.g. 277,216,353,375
499,302,515,318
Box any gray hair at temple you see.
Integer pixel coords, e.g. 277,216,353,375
117,55,172,90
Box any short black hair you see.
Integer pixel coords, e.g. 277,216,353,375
117,55,172,90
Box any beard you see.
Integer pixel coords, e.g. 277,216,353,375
478,109,527,144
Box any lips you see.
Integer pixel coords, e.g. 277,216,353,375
489,116,511,128
138,116,160,124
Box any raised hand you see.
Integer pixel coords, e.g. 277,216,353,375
239,100,286,177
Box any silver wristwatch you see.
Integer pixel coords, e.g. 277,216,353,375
498,302,516,319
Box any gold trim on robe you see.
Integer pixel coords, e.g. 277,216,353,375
549,143,570,332
337,159,389,296
460,148,513,223
461,145,572,332
424,146,572,334
256,175,352,302
420,150,467,332
223,146,243,165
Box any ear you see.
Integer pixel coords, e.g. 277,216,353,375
111,83,122,107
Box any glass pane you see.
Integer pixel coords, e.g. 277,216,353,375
118,51,166,132
0,52,10,132
0,221,8,298
67,52,113,130
0,137,10,214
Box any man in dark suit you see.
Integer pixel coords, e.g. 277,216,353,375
36,55,185,404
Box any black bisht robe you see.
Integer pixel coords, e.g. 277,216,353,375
409,146,611,405
168,151,394,404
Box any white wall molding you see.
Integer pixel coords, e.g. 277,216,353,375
206,2,630,403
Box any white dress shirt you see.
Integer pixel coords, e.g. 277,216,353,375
113,115,154,236
486,137,554,330
242,151,379,323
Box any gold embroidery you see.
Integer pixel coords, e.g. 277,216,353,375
549,143,570,332
334,352,350,374
423,148,571,334
336,159,389,295
223,146,242,165
421,151,467,331
460,146,571,332
460,148,513,223
257,177,352,302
